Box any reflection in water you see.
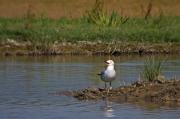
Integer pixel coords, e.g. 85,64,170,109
101,98,115,118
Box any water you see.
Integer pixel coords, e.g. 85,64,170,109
0,55,180,119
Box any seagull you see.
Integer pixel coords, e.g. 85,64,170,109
98,60,116,89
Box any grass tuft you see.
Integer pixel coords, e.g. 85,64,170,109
84,0,128,27
142,57,163,82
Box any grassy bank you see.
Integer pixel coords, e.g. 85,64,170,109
0,13,180,56
0,16,180,44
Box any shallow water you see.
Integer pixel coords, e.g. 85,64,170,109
0,55,180,119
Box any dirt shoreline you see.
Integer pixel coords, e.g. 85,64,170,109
0,40,180,56
70,79,180,106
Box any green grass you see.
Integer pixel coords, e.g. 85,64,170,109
85,0,129,27
142,57,163,82
0,16,180,44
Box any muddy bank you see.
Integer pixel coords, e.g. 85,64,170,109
70,79,180,105
0,40,180,56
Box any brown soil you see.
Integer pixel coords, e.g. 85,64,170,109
0,0,180,19
71,79,180,105
0,41,180,56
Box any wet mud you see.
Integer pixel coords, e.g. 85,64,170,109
68,79,180,105
1,41,180,56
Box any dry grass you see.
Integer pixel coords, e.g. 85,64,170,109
0,0,180,19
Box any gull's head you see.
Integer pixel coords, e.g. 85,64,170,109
105,60,115,66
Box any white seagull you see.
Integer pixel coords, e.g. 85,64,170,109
98,60,116,89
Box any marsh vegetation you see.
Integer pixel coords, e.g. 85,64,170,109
142,57,164,82
0,0,180,55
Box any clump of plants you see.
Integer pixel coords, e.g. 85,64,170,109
85,0,128,27
142,57,164,82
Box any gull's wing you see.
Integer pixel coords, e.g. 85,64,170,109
98,70,106,80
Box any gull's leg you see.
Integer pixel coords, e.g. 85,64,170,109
109,82,112,90
105,82,109,95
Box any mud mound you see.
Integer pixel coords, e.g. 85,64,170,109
72,80,180,104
